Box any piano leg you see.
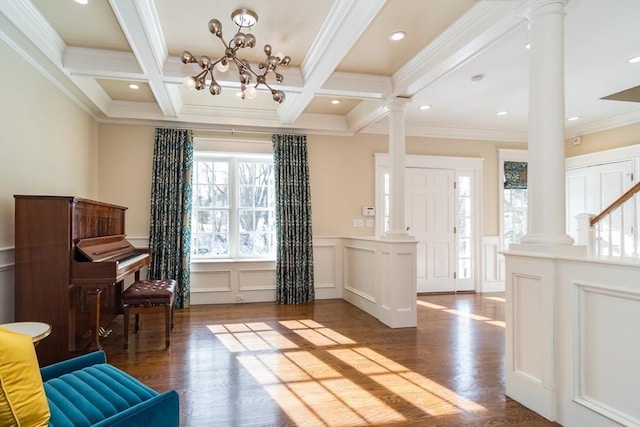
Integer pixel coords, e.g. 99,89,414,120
88,288,104,351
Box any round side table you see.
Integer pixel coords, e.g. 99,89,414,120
0,321,52,345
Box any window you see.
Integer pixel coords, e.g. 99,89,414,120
191,153,276,259
457,176,472,279
503,161,528,247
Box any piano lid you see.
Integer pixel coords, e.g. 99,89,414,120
75,234,135,262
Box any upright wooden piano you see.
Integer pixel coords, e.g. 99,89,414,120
14,195,150,365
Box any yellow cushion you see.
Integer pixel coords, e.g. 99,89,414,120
0,326,50,427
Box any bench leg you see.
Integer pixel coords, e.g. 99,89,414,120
124,306,130,350
165,304,171,347
134,313,140,333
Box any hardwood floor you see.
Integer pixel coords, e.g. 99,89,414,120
100,293,560,426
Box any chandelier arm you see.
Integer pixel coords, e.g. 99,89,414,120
183,9,289,103
230,56,251,72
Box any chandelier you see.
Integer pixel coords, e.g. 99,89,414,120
180,8,290,103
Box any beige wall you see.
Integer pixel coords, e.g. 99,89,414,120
0,40,99,248
97,125,525,240
97,124,155,238
308,133,525,237
565,123,640,157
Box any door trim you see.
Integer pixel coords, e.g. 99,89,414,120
375,154,483,292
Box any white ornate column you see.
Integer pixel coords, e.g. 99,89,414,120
519,0,573,246
385,97,411,239
504,1,581,422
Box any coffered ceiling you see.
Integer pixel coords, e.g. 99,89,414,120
1,0,639,142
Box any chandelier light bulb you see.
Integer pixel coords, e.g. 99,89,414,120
245,86,257,99
180,9,289,103
183,76,196,90
215,61,229,72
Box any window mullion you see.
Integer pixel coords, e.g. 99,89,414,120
229,158,238,258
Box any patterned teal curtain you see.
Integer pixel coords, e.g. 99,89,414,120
272,134,314,304
504,161,528,189
149,128,193,308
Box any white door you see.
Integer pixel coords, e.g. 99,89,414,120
407,168,456,292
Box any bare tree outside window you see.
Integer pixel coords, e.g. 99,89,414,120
191,155,275,259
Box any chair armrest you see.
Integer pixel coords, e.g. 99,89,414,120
92,390,180,427
40,350,107,381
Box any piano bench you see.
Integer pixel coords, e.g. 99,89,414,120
122,279,176,350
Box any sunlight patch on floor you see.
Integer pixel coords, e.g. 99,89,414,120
207,319,486,425
417,299,505,328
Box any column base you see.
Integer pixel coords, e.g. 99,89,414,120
520,233,575,245
508,242,586,257
383,230,414,240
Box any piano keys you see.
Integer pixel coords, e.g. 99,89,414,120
14,195,149,365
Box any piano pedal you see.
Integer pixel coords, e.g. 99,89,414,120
98,327,112,338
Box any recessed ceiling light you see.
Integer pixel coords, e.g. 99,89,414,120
128,83,139,90
525,42,531,50
331,99,340,105
567,116,580,121
389,31,406,42
628,55,640,64
496,111,508,116
419,105,431,111
74,0,88,4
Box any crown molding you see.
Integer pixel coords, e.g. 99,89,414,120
363,121,528,143
565,110,640,138
0,0,65,66
0,2,102,119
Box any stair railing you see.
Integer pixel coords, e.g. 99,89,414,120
582,182,640,258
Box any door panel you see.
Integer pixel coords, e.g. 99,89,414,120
408,168,455,292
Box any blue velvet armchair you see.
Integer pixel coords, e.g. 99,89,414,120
41,351,179,427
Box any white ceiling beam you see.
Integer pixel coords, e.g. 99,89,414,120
318,72,391,100
64,47,143,80
392,0,528,98
276,0,387,125
346,100,389,135
109,0,177,117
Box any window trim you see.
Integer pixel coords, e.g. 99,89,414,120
192,151,276,261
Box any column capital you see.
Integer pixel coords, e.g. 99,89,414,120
386,96,411,112
525,0,567,21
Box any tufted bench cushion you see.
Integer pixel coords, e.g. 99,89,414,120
121,279,176,306
122,279,176,349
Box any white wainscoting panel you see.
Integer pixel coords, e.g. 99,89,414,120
0,247,15,323
481,236,505,292
343,245,376,300
342,237,417,328
575,283,640,426
506,247,640,427
190,237,344,305
313,238,343,299
238,267,276,291
513,273,544,383
505,252,557,421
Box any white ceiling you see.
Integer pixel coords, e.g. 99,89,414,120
1,0,639,142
